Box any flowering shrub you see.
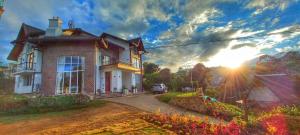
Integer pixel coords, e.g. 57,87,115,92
254,105,300,135
170,96,243,121
204,101,243,120
141,113,242,135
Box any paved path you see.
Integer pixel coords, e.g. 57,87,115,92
102,93,222,123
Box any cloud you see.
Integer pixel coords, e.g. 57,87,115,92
93,0,172,38
275,45,300,52
246,0,298,15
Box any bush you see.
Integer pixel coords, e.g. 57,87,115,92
0,94,93,115
169,96,243,121
157,92,196,103
205,88,219,98
28,95,90,108
0,95,28,111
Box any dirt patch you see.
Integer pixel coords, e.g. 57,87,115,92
0,102,170,135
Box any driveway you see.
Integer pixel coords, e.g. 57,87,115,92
102,93,221,123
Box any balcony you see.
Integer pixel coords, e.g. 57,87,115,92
99,58,140,72
13,62,37,74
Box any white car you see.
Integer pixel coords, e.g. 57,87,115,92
181,87,195,92
151,83,168,94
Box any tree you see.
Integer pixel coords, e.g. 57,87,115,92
220,66,255,122
188,63,210,93
143,62,160,74
159,68,171,85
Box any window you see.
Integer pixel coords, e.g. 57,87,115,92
27,52,34,69
102,55,111,65
132,58,140,68
56,56,84,94
23,75,32,86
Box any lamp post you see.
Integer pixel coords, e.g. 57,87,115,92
183,63,194,90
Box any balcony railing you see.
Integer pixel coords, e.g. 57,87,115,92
101,57,134,66
13,62,36,74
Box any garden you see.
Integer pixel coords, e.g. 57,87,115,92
156,91,300,134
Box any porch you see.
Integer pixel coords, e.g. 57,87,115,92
97,68,142,96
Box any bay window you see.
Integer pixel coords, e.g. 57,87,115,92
56,56,84,94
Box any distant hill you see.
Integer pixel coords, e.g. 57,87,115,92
246,51,300,75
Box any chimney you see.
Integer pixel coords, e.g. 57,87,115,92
45,16,63,36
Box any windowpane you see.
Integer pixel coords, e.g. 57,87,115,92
56,56,84,95
64,64,71,71
56,73,63,94
78,65,83,70
71,72,78,93
72,56,79,64
63,72,70,94
65,56,71,63
72,64,78,71
78,71,83,93
58,64,64,72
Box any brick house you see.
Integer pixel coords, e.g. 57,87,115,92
7,17,146,97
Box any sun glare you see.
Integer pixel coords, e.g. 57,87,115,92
204,46,259,69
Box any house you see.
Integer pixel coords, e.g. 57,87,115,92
220,73,299,107
248,74,300,107
7,17,146,96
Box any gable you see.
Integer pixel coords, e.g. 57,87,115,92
8,23,44,61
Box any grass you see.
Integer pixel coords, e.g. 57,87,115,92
156,91,196,103
0,110,74,124
0,99,107,124
0,94,28,104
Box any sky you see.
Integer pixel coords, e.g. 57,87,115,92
0,0,300,71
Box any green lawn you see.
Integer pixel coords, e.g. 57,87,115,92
156,91,196,103
0,94,107,123
0,109,74,124
0,94,28,104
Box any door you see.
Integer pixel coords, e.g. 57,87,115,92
105,72,111,94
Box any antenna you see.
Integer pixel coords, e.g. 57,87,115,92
68,20,75,29
0,0,5,18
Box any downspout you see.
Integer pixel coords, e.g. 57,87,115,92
140,53,143,92
31,50,35,93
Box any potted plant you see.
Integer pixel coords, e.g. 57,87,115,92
132,85,137,94
123,86,128,95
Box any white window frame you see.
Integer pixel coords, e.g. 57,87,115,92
55,56,85,95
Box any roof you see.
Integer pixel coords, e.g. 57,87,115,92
62,28,97,37
253,74,300,104
7,23,146,61
129,37,146,52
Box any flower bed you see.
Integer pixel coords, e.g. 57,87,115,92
141,113,242,135
255,105,300,135
169,96,243,121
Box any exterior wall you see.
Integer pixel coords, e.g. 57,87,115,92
33,73,42,92
95,47,101,93
99,67,122,93
112,70,122,92
135,74,142,90
122,71,131,90
14,42,42,94
14,74,33,93
40,43,96,96
107,37,130,63
131,72,136,87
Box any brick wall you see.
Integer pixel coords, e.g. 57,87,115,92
40,42,96,96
